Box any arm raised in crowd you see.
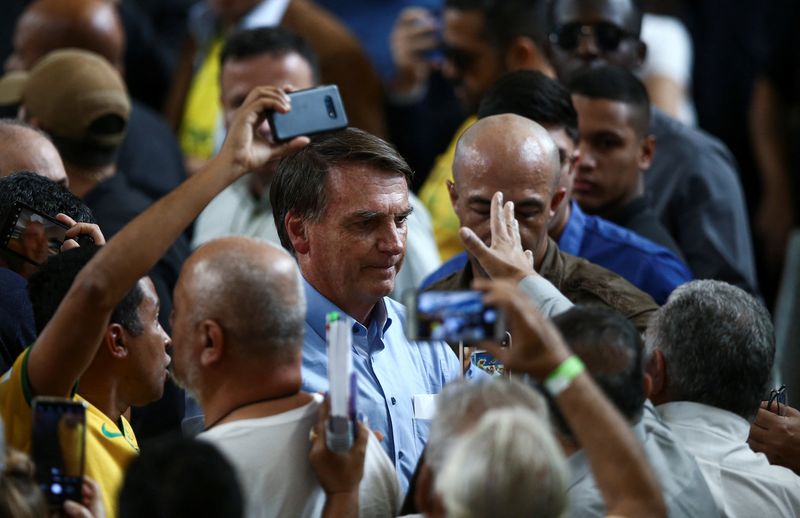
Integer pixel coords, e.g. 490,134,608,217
27,86,309,399
475,279,666,518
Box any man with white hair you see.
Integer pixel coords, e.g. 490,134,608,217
645,279,800,516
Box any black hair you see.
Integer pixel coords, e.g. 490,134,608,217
445,0,549,49
478,70,578,142
27,245,144,335
270,128,413,255
567,64,651,135
119,437,244,518
547,305,645,439
221,26,321,84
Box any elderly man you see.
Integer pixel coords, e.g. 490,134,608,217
171,237,401,517
425,114,658,333
270,128,462,493
645,280,800,515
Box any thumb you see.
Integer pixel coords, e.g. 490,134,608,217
459,227,489,259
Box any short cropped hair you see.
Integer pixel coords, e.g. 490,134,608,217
568,64,651,136
644,280,775,420
554,306,645,425
27,245,144,336
445,0,549,49
0,172,94,225
436,408,568,518
221,26,320,84
270,128,413,255
478,70,578,142
425,379,547,475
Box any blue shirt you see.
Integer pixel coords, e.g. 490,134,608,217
422,202,692,305
301,279,461,494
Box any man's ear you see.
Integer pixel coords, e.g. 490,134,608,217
645,349,668,404
549,187,567,218
105,323,129,359
285,210,310,255
446,179,459,208
503,36,554,77
199,320,225,367
638,135,656,172
635,40,648,68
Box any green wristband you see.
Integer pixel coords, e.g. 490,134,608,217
543,356,586,396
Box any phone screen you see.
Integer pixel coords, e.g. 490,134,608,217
2,202,69,265
31,397,87,508
410,290,504,342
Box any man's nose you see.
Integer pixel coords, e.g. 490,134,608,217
577,146,596,170
377,221,404,255
576,30,600,60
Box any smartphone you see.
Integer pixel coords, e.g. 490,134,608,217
0,201,69,265
31,397,87,508
406,290,505,342
326,311,357,452
268,85,348,142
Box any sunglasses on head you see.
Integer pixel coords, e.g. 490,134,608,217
549,22,635,53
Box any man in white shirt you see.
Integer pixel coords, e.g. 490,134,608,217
645,280,800,517
170,236,401,518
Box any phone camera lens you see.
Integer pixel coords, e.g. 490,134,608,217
324,95,337,118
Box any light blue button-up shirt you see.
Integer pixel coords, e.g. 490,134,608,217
301,278,461,494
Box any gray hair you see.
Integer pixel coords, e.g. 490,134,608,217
426,378,548,475
436,407,568,518
644,280,774,420
190,240,306,359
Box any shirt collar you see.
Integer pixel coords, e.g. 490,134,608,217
558,200,586,256
302,277,393,340
655,401,752,442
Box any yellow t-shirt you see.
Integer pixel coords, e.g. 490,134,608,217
179,37,224,161
418,116,477,260
0,349,139,518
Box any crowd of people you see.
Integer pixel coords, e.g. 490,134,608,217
0,0,798,517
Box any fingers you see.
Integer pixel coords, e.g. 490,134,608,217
489,192,505,246
62,500,92,518
56,213,77,227
459,226,489,259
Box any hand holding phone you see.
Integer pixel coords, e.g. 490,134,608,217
1,202,70,265
268,85,348,143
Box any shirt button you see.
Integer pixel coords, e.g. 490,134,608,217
398,451,405,459
390,397,397,405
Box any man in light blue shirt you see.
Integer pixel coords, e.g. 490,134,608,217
269,128,462,494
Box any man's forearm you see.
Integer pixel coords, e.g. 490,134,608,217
517,275,574,317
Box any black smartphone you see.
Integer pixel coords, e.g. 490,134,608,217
406,290,505,342
268,85,348,142
0,201,69,265
31,397,87,509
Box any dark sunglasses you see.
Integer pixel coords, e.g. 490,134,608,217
549,22,635,53
441,44,477,71
767,385,788,416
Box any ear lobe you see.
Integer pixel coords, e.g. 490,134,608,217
549,188,567,218
285,210,310,255
447,180,458,208
639,135,655,171
645,349,667,403
636,40,648,67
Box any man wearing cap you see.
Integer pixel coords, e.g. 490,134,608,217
7,48,190,436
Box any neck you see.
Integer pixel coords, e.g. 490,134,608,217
76,366,127,423
66,164,116,198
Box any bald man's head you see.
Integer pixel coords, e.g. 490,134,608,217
449,114,564,267
175,237,306,358
0,119,67,185
6,0,125,73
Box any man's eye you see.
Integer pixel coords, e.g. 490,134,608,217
395,215,409,225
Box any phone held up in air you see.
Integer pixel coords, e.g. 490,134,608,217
268,85,348,142
31,397,87,509
325,311,357,452
0,201,69,265
405,290,506,343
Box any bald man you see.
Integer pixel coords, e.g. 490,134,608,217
4,0,186,200
171,237,401,518
425,114,658,333
0,119,67,185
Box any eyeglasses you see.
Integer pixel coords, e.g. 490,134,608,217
549,22,635,53
767,385,788,416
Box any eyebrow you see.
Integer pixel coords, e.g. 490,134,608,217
349,206,414,220
466,195,546,209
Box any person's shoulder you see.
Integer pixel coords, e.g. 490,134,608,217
585,216,688,269
651,109,732,157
